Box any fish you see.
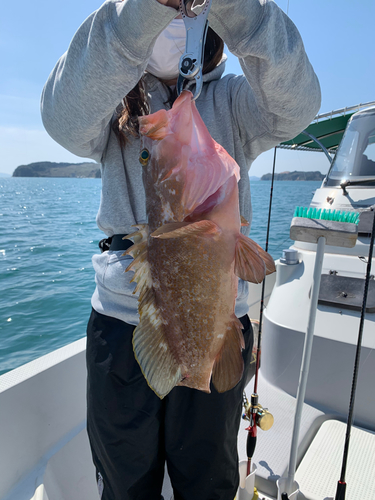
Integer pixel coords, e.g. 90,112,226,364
124,90,275,399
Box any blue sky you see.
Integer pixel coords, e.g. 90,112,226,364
1,0,374,176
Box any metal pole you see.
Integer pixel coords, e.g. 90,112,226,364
287,236,326,491
301,131,333,164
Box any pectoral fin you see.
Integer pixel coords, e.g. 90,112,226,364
151,220,221,239
253,240,275,275
212,317,244,393
235,233,275,283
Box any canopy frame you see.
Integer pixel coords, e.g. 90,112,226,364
278,102,375,157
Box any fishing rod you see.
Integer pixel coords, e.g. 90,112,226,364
243,147,277,477
335,207,375,500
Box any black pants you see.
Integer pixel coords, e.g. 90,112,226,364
86,309,253,500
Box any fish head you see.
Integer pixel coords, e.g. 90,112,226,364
138,94,194,225
138,91,240,227
139,91,193,144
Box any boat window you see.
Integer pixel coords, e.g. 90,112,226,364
325,110,375,186
363,130,375,162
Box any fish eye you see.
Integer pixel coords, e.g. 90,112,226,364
139,148,150,166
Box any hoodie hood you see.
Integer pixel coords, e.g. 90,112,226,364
203,53,227,83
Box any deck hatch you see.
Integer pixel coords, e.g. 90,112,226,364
318,274,375,312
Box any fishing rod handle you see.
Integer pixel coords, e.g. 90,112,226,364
246,426,257,458
335,481,346,500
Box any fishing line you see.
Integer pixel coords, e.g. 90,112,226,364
335,209,375,500
274,235,294,253
256,146,277,386
359,344,375,367
269,348,300,385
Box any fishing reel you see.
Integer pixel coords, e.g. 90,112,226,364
243,393,274,432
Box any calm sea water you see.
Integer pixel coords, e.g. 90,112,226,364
0,177,321,376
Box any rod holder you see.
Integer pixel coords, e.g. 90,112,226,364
277,478,299,500
238,462,257,500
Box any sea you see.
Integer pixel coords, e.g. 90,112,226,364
0,177,321,376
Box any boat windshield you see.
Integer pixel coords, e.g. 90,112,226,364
325,108,375,187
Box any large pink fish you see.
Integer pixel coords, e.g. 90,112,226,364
125,91,274,398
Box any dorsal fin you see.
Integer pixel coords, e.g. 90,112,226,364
123,224,182,398
124,240,147,261
133,314,182,399
123,225,148,245
241,216,249,227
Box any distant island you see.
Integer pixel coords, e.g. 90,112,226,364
10,164,324,181
261,170,325,181
12,161,101,178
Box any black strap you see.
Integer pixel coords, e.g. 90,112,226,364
98,234,133,253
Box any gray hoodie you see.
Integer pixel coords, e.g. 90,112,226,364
41,0,321,325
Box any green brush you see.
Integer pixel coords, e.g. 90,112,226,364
290,207,359,248
284,206,359,496
293,207,360,224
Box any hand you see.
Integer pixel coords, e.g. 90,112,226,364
156,0,180,9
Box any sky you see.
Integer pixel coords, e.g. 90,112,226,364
0,0,374,177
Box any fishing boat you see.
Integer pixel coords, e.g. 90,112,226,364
0,102,374,500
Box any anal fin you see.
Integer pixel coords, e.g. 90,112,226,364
212,317,244,393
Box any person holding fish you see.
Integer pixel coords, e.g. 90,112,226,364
41,0,321,498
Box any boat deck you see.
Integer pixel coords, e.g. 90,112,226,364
238,373,328,499
1,336,374,500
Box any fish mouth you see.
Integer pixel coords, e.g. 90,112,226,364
138,109,169,140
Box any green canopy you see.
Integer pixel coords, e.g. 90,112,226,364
279,102,375,153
